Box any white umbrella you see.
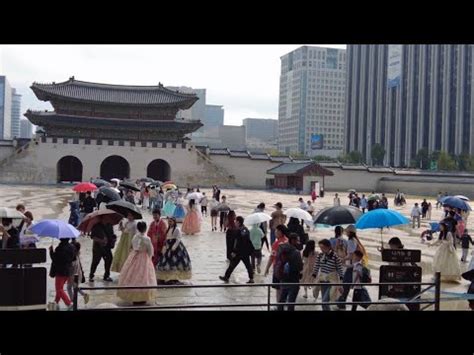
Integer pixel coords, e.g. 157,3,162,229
186,192,203,200
0,207,25,220
244,212,271,226
454,195,470,201
284,208,313,223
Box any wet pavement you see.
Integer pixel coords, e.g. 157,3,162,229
1,184,472,310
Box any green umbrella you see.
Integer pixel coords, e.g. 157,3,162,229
367,194,380,201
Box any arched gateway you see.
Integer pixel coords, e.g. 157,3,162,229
147,159,171,181
57,156,83,182
100,155,130,181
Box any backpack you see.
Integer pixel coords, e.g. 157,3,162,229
361,266,372,283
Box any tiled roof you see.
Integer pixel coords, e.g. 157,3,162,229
209,148,230,155
31,78,198,108
229,150,250,158
267,162,334,176
367,167,395,173
270,156,292,163
340,164,368,171
249,152,271,160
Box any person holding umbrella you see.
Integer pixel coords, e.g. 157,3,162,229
49,238,75,310
111,212,138,273
89,215,117,282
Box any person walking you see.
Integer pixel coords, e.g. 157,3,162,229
49,238,75,310
269,202,286,245
301,240,319,299
182,199,201,235
333,193,341,207
311,188,317,203
430,222,461,282
312,239,344,311
210,198,219,231
277,233,303,311
411,203,422,228
421,199,429,219
351,250,372,311
147,209,168,266
89,216,116,282
249,224,264,274
156,217,192,284
264,225,289,304
200,192,208,217
218,196,230,232
460,229,473,263
427,202,432,220
117,221,157,304
254,203,269,252
360,194,368,213
219,216,255,284
67,239,89,305
225,211,238,261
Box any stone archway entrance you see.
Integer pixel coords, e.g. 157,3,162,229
147,159,171,181
57,156,83,183
100,155,130,181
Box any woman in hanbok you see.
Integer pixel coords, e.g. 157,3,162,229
111,213,137,273
172,195,186,223
430,222,461,282
156,217,192,284
117,221,157,304
182,199,201,235
162,192,176,218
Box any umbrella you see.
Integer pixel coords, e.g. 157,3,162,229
186,192,203,200
244,212,272,226
454,195,470,201
462,269,474,281
106,200,143,220
313,206,363,226
283,208,313,223
440,196,472,211
119,181,140,192
162,183,177,191
98,186,121,201
77,209,123,233
73,182,97,193
355,209,410,247
429,222,440,232
0,207,25,220
367,194,381,201
138,177,155,183
30,219,80,240
91,179,111,188
347,189,357,193
162,181,174,185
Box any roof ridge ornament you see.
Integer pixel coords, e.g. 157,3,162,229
69,76,75,81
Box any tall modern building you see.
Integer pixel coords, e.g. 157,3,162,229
345,44,474,167
0,76,13,140
11,88,21,138
167,86,206,121
242,118,278,142
20,119,33,139
278,46,346,157
204,104,224,128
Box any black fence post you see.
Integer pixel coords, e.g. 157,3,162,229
73,274,79,311
434,272,441,311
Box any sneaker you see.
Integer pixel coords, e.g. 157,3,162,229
219,276,229,283
247,279,255,284
83,293,90,304
66,305,74,311
103,276,113,282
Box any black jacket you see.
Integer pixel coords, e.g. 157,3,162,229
82,196,96,214
277,243,303,283
91,223,116,249
287,221,305,239
232,226,254,256
5,226,20,249
461,234,473,249
49,241,75,277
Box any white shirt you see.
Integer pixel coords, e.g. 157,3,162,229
411,207,422,217
131,232,153,258
299,202,308,210
333,197,341,206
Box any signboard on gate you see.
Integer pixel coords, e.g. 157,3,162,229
379,265,422,300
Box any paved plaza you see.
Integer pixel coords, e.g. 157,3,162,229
1,185,472,310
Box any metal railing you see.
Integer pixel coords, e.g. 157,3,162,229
72,272,441,311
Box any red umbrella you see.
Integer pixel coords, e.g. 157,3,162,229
73,182,98,193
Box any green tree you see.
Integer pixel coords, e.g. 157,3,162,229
415,148,430,169
371,143,385,166
346,150,364,164
437,151,457,171
313,155,336,162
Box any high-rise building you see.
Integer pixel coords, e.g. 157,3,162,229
167,86,206,120
20,119,33,139
278,46,346,157
0,75,12,140
345,45,474,167
204,104,224,128
11,88,21,138
242,118,278,142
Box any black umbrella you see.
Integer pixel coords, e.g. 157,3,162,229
313,206,363,226
92,179,111,188
98,186,121,201
106,200,143,220
462,269,474,282
139,177,155,183
119,181,140,192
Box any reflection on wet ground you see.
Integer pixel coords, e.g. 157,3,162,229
0,184,471,310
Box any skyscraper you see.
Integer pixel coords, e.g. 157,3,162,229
242,118,278,142
345,45,474,167
204,104,224,128
278,46,346,157
11,88,21,138
0,75,12,140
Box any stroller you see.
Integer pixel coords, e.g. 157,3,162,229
68,200,81,227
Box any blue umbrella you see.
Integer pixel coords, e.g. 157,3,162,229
355,209,410,247
29,219,80,241
440,196,471,211
429,222,440,232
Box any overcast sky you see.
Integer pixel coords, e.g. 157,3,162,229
0,45,345,126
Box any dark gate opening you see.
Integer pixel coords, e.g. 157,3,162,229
57,156,83,183
146,159,171,181
100,155,130,181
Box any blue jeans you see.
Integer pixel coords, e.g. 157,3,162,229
278,285,300,311
320,281,332,311
337,267,353,309
270,229,276,244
